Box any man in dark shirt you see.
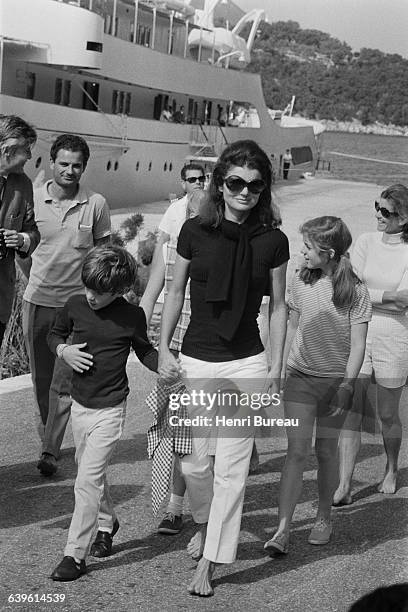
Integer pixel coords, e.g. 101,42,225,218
49,245,177,582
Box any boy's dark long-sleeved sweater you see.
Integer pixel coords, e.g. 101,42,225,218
48,295,158,409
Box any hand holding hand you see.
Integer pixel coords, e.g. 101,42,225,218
62,342,94,373
158,348,182,384
3,229,23,250
328,384,353,417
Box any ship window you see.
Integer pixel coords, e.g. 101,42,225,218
62,81,71,106
55,78,71,106
112,90,118,113
83,81,99,111
55,79,62,104
104,15,112,35
107,161,111,171
25,72,36,100
137,24,151,47
114,161,119,171
35,157,42,169
118,91,125,114
124,92,131,115
136,162,139,171
86,41,103,53
169,162,173,171
164,162,167,171
148,161,152,171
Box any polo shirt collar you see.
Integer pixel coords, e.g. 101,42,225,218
43,180,89,205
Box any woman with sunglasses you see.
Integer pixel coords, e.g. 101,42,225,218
159,140,289,596
334,184,408,505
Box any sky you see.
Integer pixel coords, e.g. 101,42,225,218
235,0,408,58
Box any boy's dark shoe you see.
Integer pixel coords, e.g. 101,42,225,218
157,512,183,535
51,556,86,581
37,453,57,477
90,519,120,557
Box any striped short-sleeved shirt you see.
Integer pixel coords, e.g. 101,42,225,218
287,271,372,377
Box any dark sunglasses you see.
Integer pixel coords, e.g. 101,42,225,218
374,201,399,219
224,176,266,195
185,176,205,184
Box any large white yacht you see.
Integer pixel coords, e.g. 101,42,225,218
0,0,317,209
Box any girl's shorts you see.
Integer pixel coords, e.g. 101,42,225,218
284,368,343,417
360,313,408,388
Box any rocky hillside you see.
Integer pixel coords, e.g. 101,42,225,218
245,20,408,127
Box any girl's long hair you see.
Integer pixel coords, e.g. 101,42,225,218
381,183,408,243
300,216,360,308
199,139,281,229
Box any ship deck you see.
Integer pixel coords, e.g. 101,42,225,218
1,177,407,611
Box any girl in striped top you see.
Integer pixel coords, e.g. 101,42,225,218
265,216,372,555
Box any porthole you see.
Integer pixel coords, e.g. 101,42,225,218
107,160,111,171
164,162,167,171
136,161,139,171
169,162,173,171
35,157,42,168
148,161,152,171
114,161,119,171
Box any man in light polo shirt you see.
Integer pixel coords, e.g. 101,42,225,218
23,134,111,476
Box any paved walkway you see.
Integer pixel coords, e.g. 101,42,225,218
1,178,407,611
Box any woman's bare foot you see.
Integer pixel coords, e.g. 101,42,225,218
378,470,397,494
187,523,207,561
332,487,353,506
188,557,216,597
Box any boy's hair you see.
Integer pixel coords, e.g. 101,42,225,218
82,245,138,295
50,134,90,167
299,216,360,309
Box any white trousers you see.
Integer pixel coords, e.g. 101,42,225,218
179,352,268,564
65,399,126,560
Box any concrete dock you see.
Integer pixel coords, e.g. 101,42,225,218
1,178,407,611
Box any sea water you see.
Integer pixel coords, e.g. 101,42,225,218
319,132,408,186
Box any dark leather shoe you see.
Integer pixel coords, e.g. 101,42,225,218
37,453,57,477
51,556,86,581
90,519,119,558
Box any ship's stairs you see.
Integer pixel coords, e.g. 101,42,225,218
187,124,228,163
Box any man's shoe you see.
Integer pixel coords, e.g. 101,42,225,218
51,556,86,582
308,518,333,545
90,519,120,558
157,512,183,535
37,453,57,477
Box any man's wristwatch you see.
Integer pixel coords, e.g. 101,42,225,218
56,343,68,360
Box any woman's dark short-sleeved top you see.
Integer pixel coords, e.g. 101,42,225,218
177,217,289,361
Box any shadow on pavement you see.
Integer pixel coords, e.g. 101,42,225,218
213,493,408,588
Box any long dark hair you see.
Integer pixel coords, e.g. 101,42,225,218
380,183,408,243
300,216,361,308
199,139,281,228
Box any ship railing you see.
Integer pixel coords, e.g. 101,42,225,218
189,123,228,157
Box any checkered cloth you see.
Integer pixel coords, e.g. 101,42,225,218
164,238,191,352
146,379,192,515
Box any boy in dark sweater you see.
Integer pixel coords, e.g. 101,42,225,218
48,245,177,581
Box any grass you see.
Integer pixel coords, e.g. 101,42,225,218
0,272,29,379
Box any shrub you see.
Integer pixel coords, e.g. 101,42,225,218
0,272,30,379
120,213,144,243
